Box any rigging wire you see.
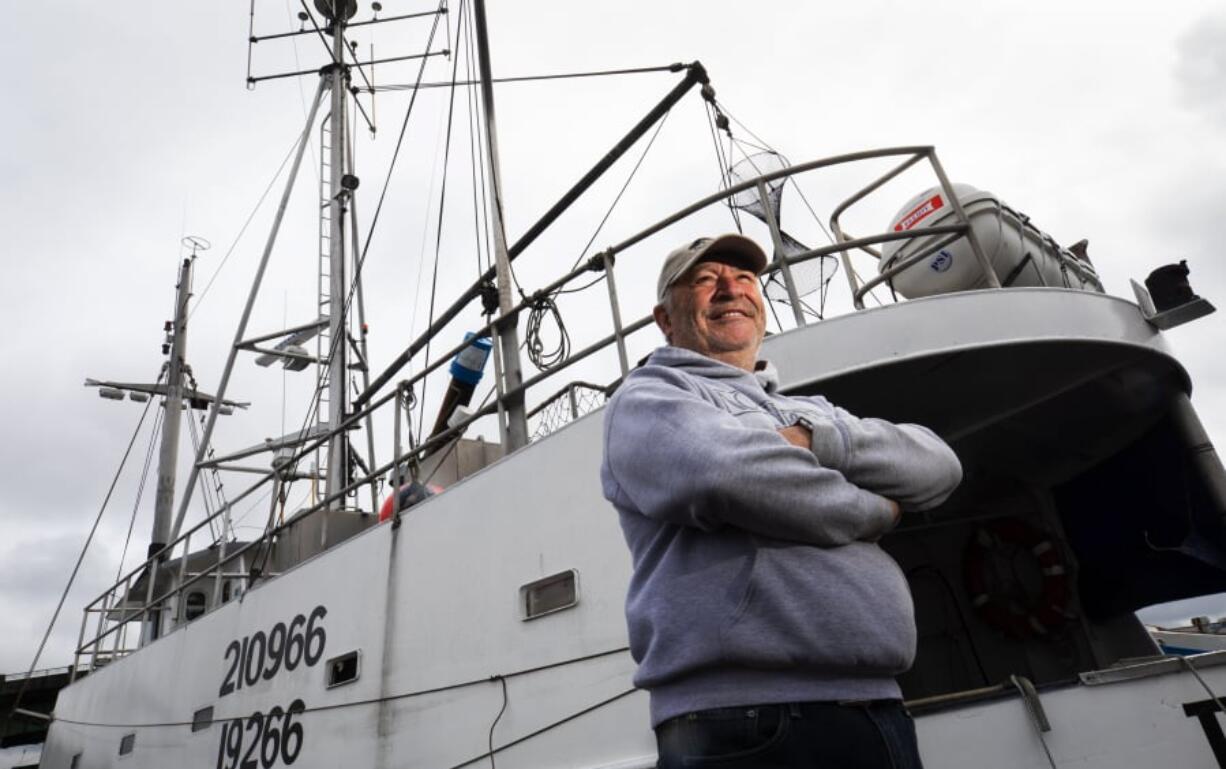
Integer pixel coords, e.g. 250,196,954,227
113,395,165,585
407,109,452,345
703,101,742,233
190,135,301,319
462,2,493,278
373,63,683,91
353,0,446,276
568,108,672,273
417,0,468,442
186,411,219,543
283,0,321,185
4,392,158,730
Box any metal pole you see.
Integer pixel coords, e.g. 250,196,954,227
567,387,580,421
325,22,351,506
602,252,630,375
113,578,130,662
487,317,512,449
142,558,159,645
346,142,380,515
149,257,194,558
473,0,529,451
755,180,805,327
212,531,227,609
71,602,90,681
174,531,192,625
169,78,327,545
392,385,403,524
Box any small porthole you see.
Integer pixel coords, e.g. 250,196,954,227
118,733,135,756
191,705,214,732
520,570,579,620
326,650,360,688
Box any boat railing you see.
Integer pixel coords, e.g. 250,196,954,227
527,381,610,441
73,145,1096,675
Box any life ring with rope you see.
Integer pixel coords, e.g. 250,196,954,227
962,517,1072,638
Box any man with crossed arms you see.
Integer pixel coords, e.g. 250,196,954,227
601,233,962,768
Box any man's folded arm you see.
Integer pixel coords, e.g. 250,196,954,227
799,396,962,511
604,379,897,546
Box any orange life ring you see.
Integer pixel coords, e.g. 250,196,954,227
962,517,1071,638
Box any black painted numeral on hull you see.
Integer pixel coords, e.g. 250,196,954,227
1185,697,1226,768
219,642,241,697
216,702,307,769
218,606,327,699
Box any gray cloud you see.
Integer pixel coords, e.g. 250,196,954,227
0,533,119,674
1175,11,1226,125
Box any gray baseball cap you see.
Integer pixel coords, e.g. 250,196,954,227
656,233,769,302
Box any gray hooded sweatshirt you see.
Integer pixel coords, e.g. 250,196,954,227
600,346,962,726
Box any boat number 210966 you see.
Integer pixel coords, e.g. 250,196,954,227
214,605,328,769
218,605,328,697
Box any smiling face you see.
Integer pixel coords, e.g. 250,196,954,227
653,253,767,372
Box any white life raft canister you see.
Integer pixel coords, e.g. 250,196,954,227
879,184,1101,299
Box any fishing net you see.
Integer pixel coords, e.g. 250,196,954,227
727,151,838,305
530,382,606,442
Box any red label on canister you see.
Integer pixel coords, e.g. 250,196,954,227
894,195,944,231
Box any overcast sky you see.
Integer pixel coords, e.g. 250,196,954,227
1,1,1224,674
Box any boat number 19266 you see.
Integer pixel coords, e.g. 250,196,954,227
218,605,328,697
216,700,306,769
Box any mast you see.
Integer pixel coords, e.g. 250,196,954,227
149,254,195,558
323,2,351,506
472,0,529,451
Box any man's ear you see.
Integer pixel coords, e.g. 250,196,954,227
653,303,672,343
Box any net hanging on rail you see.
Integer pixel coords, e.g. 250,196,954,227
726,151,837,304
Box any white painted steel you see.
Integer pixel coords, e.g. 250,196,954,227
762,287,1182,391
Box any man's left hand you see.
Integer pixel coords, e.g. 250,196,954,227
777,424,811,449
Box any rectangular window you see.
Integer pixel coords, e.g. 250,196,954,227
520,570,579,620
326,650,361,688
118,733,135,756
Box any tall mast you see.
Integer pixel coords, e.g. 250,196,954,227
149,254,196,558
323,0,352,504
472,0,529,451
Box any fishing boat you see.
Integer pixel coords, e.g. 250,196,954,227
11,1,1226,768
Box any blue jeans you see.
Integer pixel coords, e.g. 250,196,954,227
655,700,924,769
